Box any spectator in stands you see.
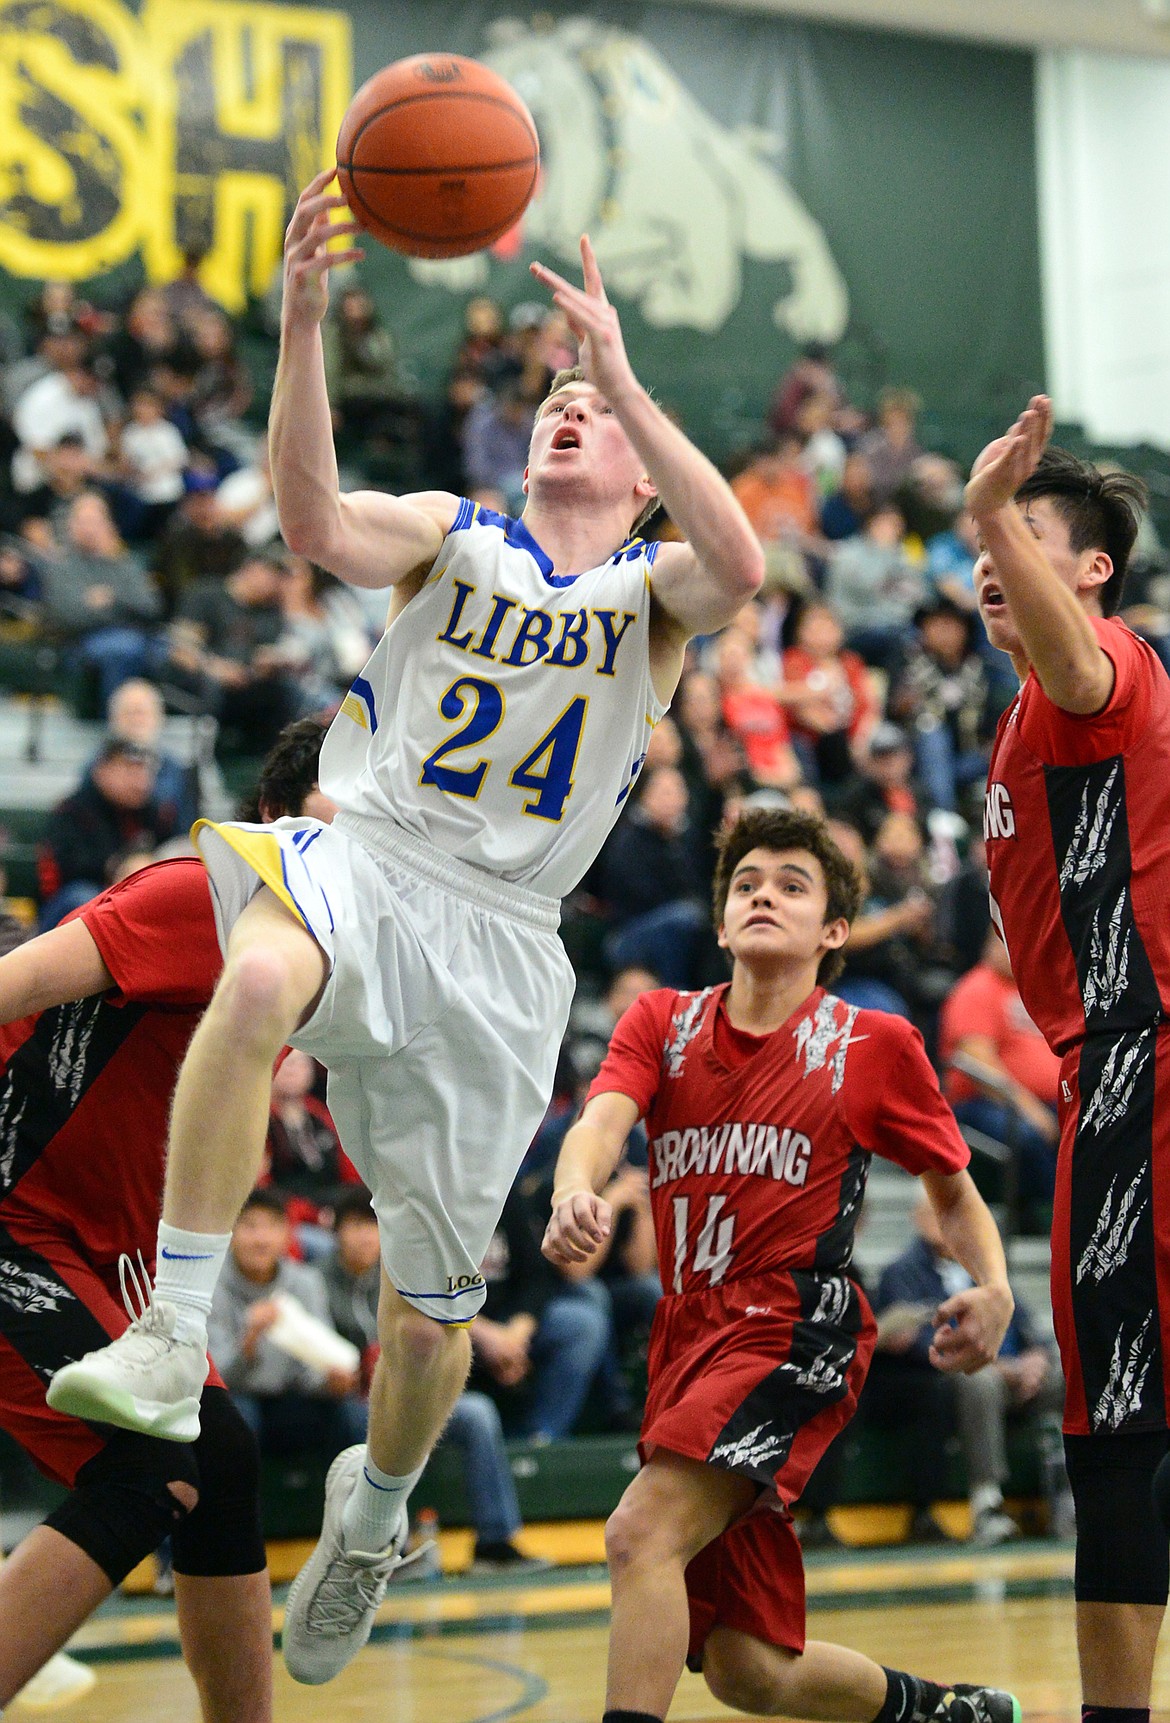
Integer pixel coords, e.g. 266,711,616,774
836,720,925,845
599,764,708,988
37,736,175,928
889,595,994,814
925,506,980,609
716,627,801,790
836,808,938,1021
35,491,163,706
323,283,422,479
547,1157,660,1433
10,333,113,495
0,537,40,622
940,928,1060,1222
825,503,924,676
208,1188,365,1459
105,287,180,402
796,390,847,498
4,432,94,540
105,677,198,834
673,667,750,845
166,551,299,748
216,431,279,548
730,432,820,555
868,1193,1066,1545
188,307,254,462
265,1048,357,1223
820,452,876,543
857,385,924,502
781,599,877,787
152,470,247,615
767,340,858,439
896,452,965,546
323,1193,552,1573
274,553,369,712
461,366,538,510
24,280,107,347
115,386,189,541
937,831,991,979
470,1184,611,1442
160,246,225,335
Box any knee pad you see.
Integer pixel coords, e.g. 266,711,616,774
1066,1430,1170,1604
45,1431,200,1587
171,1386,266,1577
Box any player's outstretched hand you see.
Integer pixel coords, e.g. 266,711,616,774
928,1282,1014,1375
283,168,365,328
543,1189,612,1266
529,236,637,404
965,395,1053,519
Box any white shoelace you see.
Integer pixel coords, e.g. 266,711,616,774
305,1552,397,1635
116,1251,169,1341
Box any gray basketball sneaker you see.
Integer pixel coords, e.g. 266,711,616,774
936,1687,1023,1723
46,1257,207,1442
282,1445,410,1685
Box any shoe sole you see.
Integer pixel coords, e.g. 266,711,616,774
46,1369,200,1442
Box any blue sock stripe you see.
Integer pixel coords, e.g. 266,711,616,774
362,1466,401,1492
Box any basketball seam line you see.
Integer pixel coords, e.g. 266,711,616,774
339,160,537,176
341,90,539,154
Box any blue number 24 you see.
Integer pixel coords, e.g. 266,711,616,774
420,678,586,823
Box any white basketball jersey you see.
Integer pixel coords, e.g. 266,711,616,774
319,499,667,898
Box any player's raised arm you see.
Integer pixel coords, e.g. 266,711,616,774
919,1167,1013,1375
542,1089,641,1267
270,170,460,589
966,395,1114,713
530,238,764,636
0,920,113,1024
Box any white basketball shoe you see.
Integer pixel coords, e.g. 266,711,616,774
46,1255,207,1443
282,1445,410,1685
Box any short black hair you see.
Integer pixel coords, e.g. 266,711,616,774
711,807,864,986
236,716,328,821
333,1191,377,1230
1015,448,1147,617
239,1187,286,1220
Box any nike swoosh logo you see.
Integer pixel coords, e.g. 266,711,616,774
159,1249,215,1261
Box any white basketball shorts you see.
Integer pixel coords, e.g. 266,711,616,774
193,810,574,1323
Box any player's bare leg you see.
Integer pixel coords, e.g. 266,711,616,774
161,888,327,1235
1077,1602,1164,1707
47,888,326,1440
0,1528,108,1705
282,1275,471,1684
604,1449,757,1716
175,1572,273,1723
704,1627,887,1719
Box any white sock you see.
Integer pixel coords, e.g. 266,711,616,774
341,1453,425,1553
153,1223,231,1342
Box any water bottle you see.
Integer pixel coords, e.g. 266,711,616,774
411,1506,443,1578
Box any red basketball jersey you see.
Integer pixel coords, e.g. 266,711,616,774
984,615,1170,1054
589,984,968,1294
0,860,221,1266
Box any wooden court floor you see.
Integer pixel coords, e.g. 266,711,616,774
31,1544,1170,1722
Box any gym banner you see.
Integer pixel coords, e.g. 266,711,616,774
0,0,1043,458
0,0,350,311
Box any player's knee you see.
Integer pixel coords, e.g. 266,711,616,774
605,1494,664,1575
45,1432,201,1587
380,1300,460,1373
703,1634,791,1715
216,943,312,1048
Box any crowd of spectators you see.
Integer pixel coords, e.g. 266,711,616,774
4,267,1148,1555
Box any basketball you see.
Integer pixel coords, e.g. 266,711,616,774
335,53,540,260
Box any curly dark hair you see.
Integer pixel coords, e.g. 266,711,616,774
711,807,864,986
235,715,328,822
1015,447,1148,617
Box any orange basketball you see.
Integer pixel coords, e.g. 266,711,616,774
336,53,540,260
